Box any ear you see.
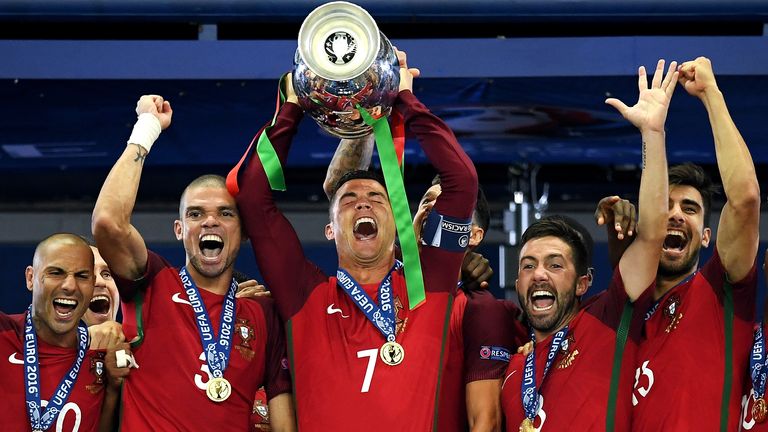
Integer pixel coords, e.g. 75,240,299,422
468,226,485,248
325,223,334,241
174,220,183,241
514,278,519,292
25,266,34,292
701,227,712,248
576,274,589,296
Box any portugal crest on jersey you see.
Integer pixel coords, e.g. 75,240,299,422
557,334,579,369
663,294,683,333
235,318,255,361
87,352,106,394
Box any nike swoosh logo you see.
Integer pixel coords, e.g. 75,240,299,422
326,304,349,318
8,352,23,365
171,292,192,306
501,369,517,388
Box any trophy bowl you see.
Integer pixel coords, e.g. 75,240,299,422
293,1,400,138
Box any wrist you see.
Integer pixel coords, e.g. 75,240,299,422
127,113,162,153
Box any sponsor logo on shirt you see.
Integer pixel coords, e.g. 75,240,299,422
326,303,350,318
8,352,23,365
479,345,511,362
171,292,192,306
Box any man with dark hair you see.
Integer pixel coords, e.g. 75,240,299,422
92,95,295,431
623,57,760,431
0,233,110,431
231,49,478,430
502,59,675,431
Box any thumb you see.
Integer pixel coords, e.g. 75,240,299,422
605,98,629,115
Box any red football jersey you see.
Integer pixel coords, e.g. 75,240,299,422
501,269,649,431
0,312,106,432
115,251,291,430
235,92,477,431
251,387,271,431
437,290,525,432
633,249,756,432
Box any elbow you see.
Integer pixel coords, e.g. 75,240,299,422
730,181,761,213
91,210,130,246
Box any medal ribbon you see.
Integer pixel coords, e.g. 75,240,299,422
521,326,569,423
357,105,425,310
24,305,89,432
179,267,237,379
337,261,403,342
751,326,768,400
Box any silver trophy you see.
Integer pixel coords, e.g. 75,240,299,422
293,1,400,138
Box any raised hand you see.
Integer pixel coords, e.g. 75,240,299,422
605,59,678,134
594,195,637,240
236,279,271,298
678,57,719,99
395,48,420,93
135,94,173,130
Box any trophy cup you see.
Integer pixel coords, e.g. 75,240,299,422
293,1,400,138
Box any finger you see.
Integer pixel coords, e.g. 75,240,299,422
409,68,420,78
480,281,489,289
637,65,648,92
595,196,620,225
604,98,629,115
650,59,665,89
665,70,680,98
628,203,638,237
661,61,677,89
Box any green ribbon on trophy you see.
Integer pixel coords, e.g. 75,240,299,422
255,74,289,191
357,104,425,310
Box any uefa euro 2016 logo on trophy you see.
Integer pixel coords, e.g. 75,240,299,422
293,1,400,138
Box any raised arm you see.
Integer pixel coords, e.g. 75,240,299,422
606,60,676,301
92,95,173,295
679,57,760,281
322,134,375,199
233,77,326,320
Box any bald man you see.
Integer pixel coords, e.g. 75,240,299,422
0,233,110,432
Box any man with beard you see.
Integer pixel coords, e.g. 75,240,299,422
323,132,524,432
92,95,295,431
0,233,108,431
501,59,675,431
230,49,478,430
622,57,760,431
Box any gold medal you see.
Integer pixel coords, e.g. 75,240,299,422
206,377,232,403
519,418,536,432
380,341,405,366
754,397,768,423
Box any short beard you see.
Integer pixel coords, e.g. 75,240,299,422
189,254,235,279
519,281,580,335
658,248,701,279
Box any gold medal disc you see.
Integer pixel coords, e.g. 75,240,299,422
206,377,232,403
519,418,536,432
754,397,768,423
380,341,405,366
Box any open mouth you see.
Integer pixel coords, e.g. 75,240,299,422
53,298,78,319
663,229,688,252
89,295,111,315
530,290,556,312
200,234,224,258
354,217,378,240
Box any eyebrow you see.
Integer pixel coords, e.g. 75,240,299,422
680,199,702,209
520,253,566,263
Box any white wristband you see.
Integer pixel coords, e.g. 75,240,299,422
127,113,162,153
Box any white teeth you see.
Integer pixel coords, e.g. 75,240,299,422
532,290,554,298
54,298,77,306
354,217,376,231
90,295,109,303
666,230,685,238
201,234,223,243
532,304,554,312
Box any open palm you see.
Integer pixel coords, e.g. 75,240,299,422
606,60,678,134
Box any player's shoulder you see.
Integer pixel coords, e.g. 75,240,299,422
0,311,24,335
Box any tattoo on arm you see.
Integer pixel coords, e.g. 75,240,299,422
641,141,646,170
133,147,148,165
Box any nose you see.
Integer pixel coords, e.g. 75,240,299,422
668,204,684,224
532,264,549,282
61,273,78,293
94,272,106,288
202,214,219,227
355,200,372,210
